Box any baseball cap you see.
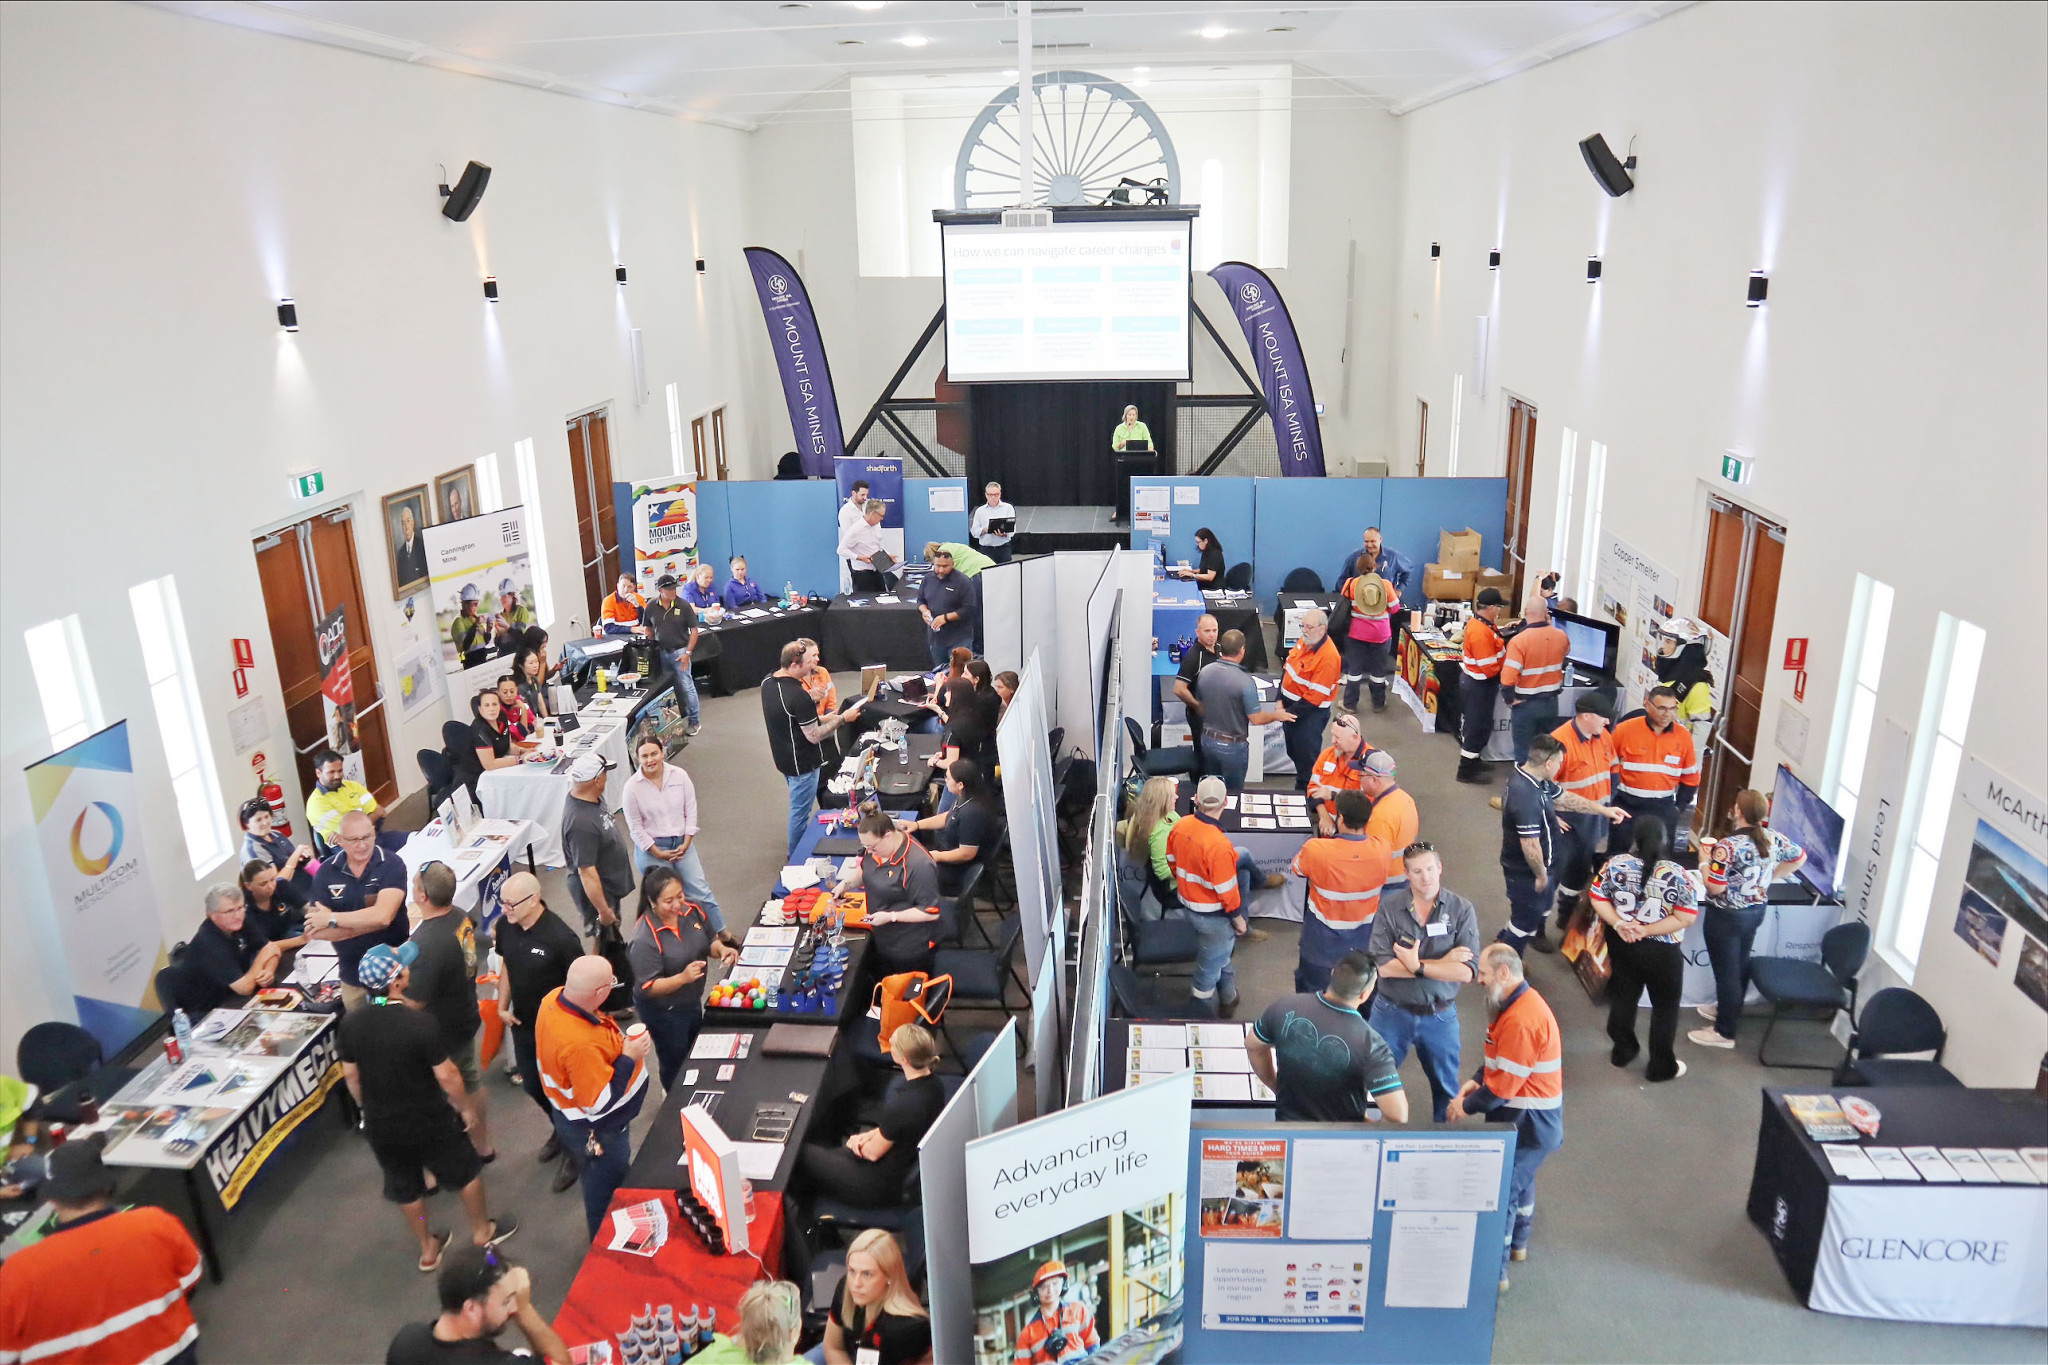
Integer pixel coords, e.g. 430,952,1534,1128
566,752,614,783
1575,692,1616,718
1194,776,1229,807
357,940,419,994
44,1132,118,1202
655,574,679,589
1362,750,1398,776
1475,587,1505,608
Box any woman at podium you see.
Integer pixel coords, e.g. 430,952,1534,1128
1112,404,1152,451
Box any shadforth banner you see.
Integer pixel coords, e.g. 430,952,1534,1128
1207,262,1326,477
745,247,846,478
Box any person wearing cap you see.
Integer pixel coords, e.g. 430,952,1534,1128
1456,588,1510,782
536,956,653,1237
1608,683,1700,852
917,545,978,668
451,582,490,667
1548,693,1626,927
832,808,945,974
1171,613,1221,757
1499,596,1570,763
560,752,635,934
0,1133,203,1365
1369,843,1482,1122
1247,951,1408,1124
970,481,1016,563
642,573,704,738
623,733,726,930
841,499,893,592
1167,776,1283,1016
1278,608,1342,792
185,883,290,1014
1194,629,1293,794
628,864,740,1089
1306,713,1373,828
386,1245,569,1365
238,796,312,890
487,872,585,1188
404,862,495,1162
722,555,770,610
1290,790,1393,994
305,809,409,1009
339,941,518,1270
1011,1258,1100,1364
305,747,382,845
596,572,646,637
1358,749,1420,892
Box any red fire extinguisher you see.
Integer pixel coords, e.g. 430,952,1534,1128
252,752,293,838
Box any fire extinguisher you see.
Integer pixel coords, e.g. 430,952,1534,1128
252,752,293,838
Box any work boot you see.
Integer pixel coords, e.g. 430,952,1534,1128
1488,796,1504,811
1529,931,1557,954
1455,756,1485,783
538,1134,562,1163
551,1155,579,1194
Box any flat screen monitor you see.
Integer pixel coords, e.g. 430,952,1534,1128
1550,608,1620,676
1769,764,1846,898
940,220,1192,382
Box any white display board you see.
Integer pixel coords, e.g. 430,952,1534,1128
998,654,1063,986
922,1019,1019,1365
1592,530,1684,712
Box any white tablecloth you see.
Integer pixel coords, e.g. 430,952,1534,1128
399,817,537,917
474,705,633,865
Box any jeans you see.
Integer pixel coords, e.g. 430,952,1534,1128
1457,674,1499,757
981,542,1014,564
1200,735,1250,794
1606,935,1685,1080
1296,914,1374,994
1187,911,1242,1014
1508,693,1557,762
508,1024,549,1121
1505,1141,1553,1267
551,1112,632,1239
1498,867,1556,950
660,648,701,723
785,768,820,858
1280,704,1329,791
634,837,724,931
634,997,702,1092
1341,637,1392,710
1702,902,1768,1039
1370,997,1464,1122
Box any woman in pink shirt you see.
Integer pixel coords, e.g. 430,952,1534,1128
621,734,725,930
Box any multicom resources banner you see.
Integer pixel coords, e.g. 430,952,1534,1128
745,247,846,478
1207,262,1326,477
25,721,164,1054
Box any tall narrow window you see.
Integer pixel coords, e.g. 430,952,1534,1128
1447,374,1465,476
1550,427,1578,586
1882,613,1986,970
24,615,104,750
512,438,555,628
128,576,232,874
1574,440,1608,602
475,453,504,513
1822,575,1896,835
666,382,686,478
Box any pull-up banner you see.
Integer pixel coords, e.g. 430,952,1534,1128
1208,262,1326,477
745,248,845,478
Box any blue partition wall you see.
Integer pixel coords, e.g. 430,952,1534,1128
1380,477,1508,590
1249,477,1386,610
904,478,970,560
722,479,841,598
1127,476,1256,579
695,482,734,582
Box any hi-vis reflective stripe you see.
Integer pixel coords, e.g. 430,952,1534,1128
1313,885,1380,901
1557,772,1611,790
1617,780,1679,798
540,1063,646,1123
1620,758,1699,773
1283,663,1335,703
1484,1053,1563,1077
1503,1095,1564,1110
9,1266,202,1365
1174,869,1234,892
1460,656,1502,679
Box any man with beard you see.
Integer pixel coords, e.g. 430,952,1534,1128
1447,945,1563,1292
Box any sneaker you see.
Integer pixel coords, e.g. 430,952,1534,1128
687,720,703,737
482,1214,520,1247
1670,1060,1688,1080
1244,926,1272,942
1689,1027,1735,1049
538,1134,562,1163
1261,873,1287,890
1610,1045,1640,1069
1499,1277,1511,1294
1695,1003,1719,1022
1219,989,1242,1018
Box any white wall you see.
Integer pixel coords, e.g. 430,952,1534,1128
1390,1,2048,1081
0,2,761,1058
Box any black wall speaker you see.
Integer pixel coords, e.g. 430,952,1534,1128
440,161,492,221
1578,134,1635,197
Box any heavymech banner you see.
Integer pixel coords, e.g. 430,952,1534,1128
25,722,164,1054
745,247,846,478
1208,262,1326,477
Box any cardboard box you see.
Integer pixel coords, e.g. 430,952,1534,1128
1439,528,1484,572
1475,567,1514,600
1423,562,1476,601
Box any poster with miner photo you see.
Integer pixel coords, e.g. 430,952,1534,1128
424,508,535,699
963,1072,1193,1364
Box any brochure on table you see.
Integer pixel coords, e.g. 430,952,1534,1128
1181,1124,1516,1364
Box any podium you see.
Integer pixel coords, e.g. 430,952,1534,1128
1113,449,1157,522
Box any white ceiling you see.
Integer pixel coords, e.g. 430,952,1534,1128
152,1,1692,130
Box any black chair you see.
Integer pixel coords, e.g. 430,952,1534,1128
417,748,458,813
938,861,988,948
1046,726,1065,762
1115,853,1198,975
1750,920,1870,1068
1110,963,1180,1018
813,1165,921,1240
1224,561,1254,591
1124,715,1197,778
17,1022,103,1094
441,719,485,807
932,913,1027,1059
153,963,205,1018
1833,988,1962,1088
1280,568,1325,593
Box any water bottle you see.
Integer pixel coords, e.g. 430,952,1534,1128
172,1008,194,1054
783,580,795,609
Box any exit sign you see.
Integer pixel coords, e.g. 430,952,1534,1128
289,470,325,500
1720,452,1755,485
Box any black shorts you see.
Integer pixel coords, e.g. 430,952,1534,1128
369,1119,482,1204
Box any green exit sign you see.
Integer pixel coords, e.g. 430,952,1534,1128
1720,453,1755,486
289,470,325,500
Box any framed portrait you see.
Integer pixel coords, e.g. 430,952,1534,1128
382,484,431,599
434,466,479,526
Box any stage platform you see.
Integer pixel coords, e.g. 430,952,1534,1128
1011,504,1126,555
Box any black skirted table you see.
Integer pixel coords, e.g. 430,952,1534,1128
822,594,937,672
1201,591,1269,672
694,602,826,694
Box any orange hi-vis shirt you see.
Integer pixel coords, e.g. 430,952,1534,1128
1308,744,1372,796
601,590,643,624
1280,635,1342,709
0,1206,200,1365
1290,831,1390,930
1610,715,1701,800
1500,624,1569,699
536,987,648,1133
1461,617,1506,680
1366,785,1420,886
1550,718,1618,802
1167,813,1244,915
1480,984,1563,1111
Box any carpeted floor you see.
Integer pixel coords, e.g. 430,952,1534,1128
183,658,2046,1364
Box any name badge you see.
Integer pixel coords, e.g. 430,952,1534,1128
1425,921,1450,936
857,1350,882,1365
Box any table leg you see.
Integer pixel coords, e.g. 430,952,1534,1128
185,1166,224,1284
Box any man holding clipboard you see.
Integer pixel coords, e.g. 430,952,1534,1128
969,481,1015,563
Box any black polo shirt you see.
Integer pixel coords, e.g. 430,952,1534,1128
761,673,823,777
471,717,512,763
488,908,582,1025
243,880,307,941
1176,642,1221,739
1500,767,1561,875
917,570,977,652
184,917,273,1014
626,903,716,1013
642,595,697,652
935,798,1001,896
313,847,408,987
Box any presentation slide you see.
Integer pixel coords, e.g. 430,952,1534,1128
942,221,1191,382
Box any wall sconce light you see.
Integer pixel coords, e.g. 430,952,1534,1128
277,298,299,331
695,258,707,274
1586,257,1602,283
1747,270,1769,307
1488,249,1500,271
615,265,628,285
1430,242,1441,260
483,276,499,302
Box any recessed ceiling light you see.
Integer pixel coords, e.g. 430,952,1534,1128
1267,26,1296,33
899,33,929,47
848,2,886,9
1133,65,1149,74
837,37,865,45
1200,25,1228,39
1003,69,1017,79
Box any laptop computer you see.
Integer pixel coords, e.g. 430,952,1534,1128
1123,439,1151,453
984,517,1016,536
869,549,896,574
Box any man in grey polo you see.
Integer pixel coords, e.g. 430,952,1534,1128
1194,629,1292,794
1368,843,1481,1123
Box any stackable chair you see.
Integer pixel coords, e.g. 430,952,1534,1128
1124,716,1197,779
1750,920,1870,1067
1832,987,1962,1088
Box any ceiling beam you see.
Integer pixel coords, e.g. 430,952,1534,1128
1387,0,1695,117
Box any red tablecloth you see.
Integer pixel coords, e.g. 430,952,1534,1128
552,1188,786,1352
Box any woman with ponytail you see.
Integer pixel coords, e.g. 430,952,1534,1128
1689,788,1807,1050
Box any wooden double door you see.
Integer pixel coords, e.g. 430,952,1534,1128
567,408,622,627
1696,498,1787,826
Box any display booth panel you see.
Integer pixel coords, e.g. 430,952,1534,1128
904,477,969,560
1127,476,1257,580
1249,477,1386,609
1379,478,1509,593
723,479,841,598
